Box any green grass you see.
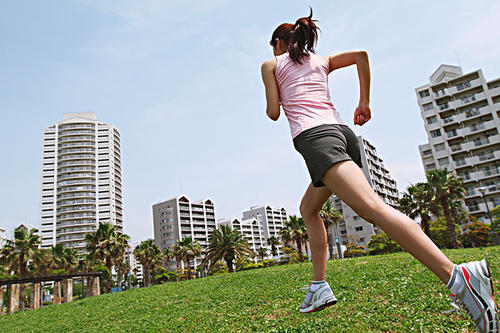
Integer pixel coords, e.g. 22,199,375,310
1,247,499,332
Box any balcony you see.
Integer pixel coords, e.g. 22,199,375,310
58,136,95,143
58,130,95,137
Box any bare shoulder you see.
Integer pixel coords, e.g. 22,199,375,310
261,58,277,72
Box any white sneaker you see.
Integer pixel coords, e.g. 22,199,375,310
299,282,337,313
448,259,498,333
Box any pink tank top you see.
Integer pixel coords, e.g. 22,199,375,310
275,52,346,138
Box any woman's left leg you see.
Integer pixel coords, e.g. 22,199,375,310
299,183,332,281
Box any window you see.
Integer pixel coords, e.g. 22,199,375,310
355,226,363,232
430,129,441,138
438,157,449,166
419,90,430,98
423,103,433,111
434,143,445,151
340,230,347,235
426,116,437,124
359,237,365,243
456,81,471,91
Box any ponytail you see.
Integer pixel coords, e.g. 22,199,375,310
288,7,319,64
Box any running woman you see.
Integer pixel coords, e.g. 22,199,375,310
260,9,498,332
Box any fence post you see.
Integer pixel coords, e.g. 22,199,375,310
0,285,4,315
30,283,41,310
8,284,19,314
91,276,100,296
53,281,62,305
63,279,73,303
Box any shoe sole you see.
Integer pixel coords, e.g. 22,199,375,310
300,299,337,313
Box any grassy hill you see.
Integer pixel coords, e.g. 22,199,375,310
1,246,499,332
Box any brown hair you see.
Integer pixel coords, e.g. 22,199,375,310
270,8,319,64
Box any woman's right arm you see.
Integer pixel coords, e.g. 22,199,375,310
328,50,371,126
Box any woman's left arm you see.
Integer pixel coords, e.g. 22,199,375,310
261,59,280,121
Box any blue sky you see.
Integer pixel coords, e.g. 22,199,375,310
1,0,499,243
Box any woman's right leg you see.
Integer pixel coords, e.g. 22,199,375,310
320,159,454,284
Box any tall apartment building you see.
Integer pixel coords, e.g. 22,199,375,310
152,195,216,270
242,205,287,256
217,217,266,257
417,65,500,222
39,113,123,254
331,136,399,251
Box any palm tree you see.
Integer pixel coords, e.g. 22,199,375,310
256,247,267,261
266,236,280,257
0,226,41,312
399,182,435,237
172,243,183,273
278,227,293,248
427,168,465,248
85,222,130,292
203,225,254,272
320,199,344,259
176,237,202,279
284,215,307,262
133,239,159,287
50,244,78,273
162,247,173,268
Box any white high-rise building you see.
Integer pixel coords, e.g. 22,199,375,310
331,135,399,250
242,205,287,256
0,227,7,248
416,65,500,223
125,242,144,285
39,113,123,254
152,194,216,271
217,217,266,257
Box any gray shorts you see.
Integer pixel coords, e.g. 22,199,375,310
293,123,362,187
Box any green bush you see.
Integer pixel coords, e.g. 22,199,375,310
367,232,402,255
343,243,367,258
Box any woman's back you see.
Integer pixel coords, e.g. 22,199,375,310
275,52,345,139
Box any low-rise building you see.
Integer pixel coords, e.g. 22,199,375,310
217,217,266,258
152,194,216,271
242,205,287,256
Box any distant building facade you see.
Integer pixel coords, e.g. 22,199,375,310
39,112,123,254
242,205,287,256
152,195,216,271
0,227,7,248
217,217,265,257
417,65,500,223
124,242,144,285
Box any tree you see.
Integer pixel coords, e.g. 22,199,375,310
278,227,293,248
367,232,402,255
426,168,465,248
175,237,202,280
320,199,344,259
133,239,161,287
399,182,435,237
266,236,280,257
459,220,491,248
203,225,254,273
429,217,460,248
490,204,500,245
85,222,130,292
256,247,267,261
283,215,307,262
0,226,41,311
